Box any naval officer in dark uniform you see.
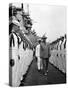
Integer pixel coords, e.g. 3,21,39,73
40,35,51,75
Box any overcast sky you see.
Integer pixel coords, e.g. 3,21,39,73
12,3,66,42
29,4,66,42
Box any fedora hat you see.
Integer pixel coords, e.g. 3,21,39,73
42,35,47,39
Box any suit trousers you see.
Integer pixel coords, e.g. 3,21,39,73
41,58,49,73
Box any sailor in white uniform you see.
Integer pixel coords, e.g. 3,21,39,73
35,39,43,71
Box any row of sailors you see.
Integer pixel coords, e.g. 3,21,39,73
9,31,33,86
49,49,66,73
9,30,33,50
50,34,66,51
9,5,33,86
50,35,66,73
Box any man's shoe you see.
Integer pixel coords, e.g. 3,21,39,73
46,70,48,73
38,69,40,72
44,72,47,76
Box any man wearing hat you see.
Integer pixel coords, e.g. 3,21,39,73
40,35,51,75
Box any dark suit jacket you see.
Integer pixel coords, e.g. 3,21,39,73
40,42,50,59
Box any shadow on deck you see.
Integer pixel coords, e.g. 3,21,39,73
20,58,66,86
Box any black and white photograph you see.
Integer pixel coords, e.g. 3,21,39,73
9,3,67,87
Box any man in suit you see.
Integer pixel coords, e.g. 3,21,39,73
40,35,51,75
